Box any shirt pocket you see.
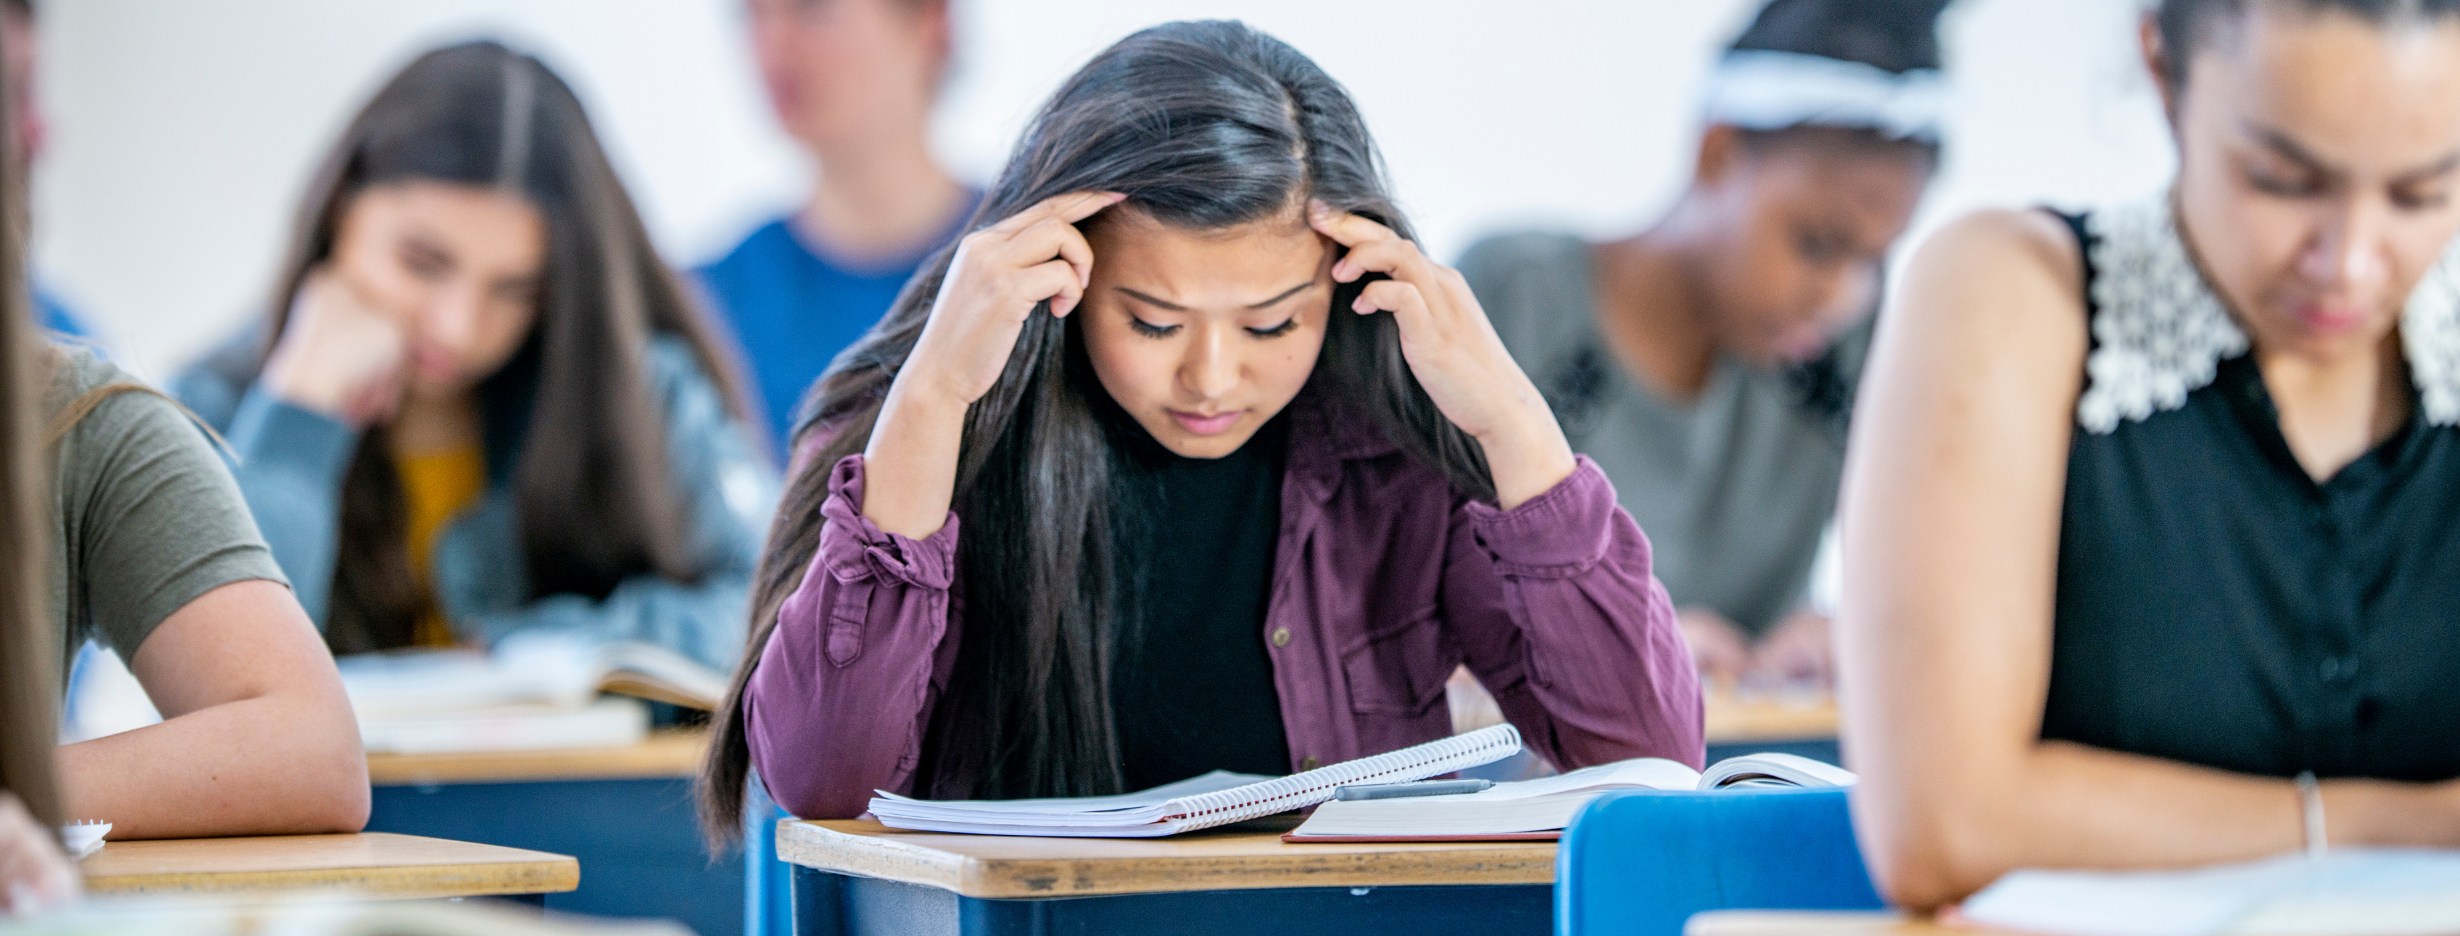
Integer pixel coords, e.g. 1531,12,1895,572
1340,618,1452,717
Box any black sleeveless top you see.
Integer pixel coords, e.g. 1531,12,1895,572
2043,205,2460,782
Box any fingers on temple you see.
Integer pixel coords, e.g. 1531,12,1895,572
995,191,1126,235
1306,200,1398,248
1353,279,1430,329
1023,258,1088,318
1000,214,1101,290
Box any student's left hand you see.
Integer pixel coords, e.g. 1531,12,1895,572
1309,202,1576,509
0,793,77,918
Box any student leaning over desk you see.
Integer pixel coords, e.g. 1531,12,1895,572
1461,0,1948,691
700,20,1702,829
0,33,365,848
172,42,775,672
1843,0,2460,910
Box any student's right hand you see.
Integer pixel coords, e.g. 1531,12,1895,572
261,266,409,427
0,793,77,918
859,192,1124,539
1677,607,1751,691
899,191,1124,409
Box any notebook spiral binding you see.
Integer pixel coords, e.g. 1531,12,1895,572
1164,723,1522,831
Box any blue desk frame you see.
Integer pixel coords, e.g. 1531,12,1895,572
369,776,743,935
791,866,1550,936
779,737,1842,936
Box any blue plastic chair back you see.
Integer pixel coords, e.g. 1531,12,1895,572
1556,788,1885,936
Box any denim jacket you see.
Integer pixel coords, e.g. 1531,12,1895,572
172,334,777,670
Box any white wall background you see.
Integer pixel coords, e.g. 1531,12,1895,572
33,0,2176,377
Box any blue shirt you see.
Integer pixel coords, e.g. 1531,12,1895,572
35,286,90,340
694,204,975,459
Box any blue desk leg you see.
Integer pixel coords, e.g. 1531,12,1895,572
792,864,1550,936
368,779,743,935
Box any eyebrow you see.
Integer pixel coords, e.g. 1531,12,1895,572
2243,120,2460,182
2244,122,2333,175
1115,281,1317,313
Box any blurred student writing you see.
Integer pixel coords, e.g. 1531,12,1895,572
1462,0,1950,690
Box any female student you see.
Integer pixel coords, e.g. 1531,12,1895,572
701,20,1702,826
1462,0,1948,688
7,49,365,843
1842,0,2460,908
173,42,772,671
0,49,72,907
696,0,979,458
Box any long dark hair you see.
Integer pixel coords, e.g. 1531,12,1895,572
700,19,1492,841
0,27,56,830
219,41,747,652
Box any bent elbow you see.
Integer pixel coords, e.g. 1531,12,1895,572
305,720,372,833
1856,792,2009,911
1866,840,1974,912
773,781,874,821
321,781,373,834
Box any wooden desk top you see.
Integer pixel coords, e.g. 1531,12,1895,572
776,816,1554,899
81,832,580,900
1703,693,1841,744
366,728,707,786
1686,911,1963,936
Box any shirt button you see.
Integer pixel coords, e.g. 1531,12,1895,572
1270,627,1292,647
2320,656,2353,683
1300,756,1321,770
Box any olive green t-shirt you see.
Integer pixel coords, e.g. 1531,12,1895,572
44,345,288,678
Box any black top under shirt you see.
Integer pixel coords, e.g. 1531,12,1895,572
1110,415,1293,791
2043,211,2460,781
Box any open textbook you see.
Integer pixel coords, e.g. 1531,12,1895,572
336,632,727,754
1958,850,2460,936
1285,751,1856,842
867,724,1525,837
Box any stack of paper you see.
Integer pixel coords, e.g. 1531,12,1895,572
869,724,1526,837
338,632,725,755
1960,850,2460,936
1288,751,1856,841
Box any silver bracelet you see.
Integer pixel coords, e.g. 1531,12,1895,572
2296,770,2327,857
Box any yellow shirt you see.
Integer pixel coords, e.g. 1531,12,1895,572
395,446,486,648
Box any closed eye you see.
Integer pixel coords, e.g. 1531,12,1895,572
1129,318,1180,338
1246,317,1299,338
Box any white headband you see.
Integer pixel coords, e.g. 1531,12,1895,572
1700,49,1945,143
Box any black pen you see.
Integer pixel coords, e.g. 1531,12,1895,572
1330,779,1495,801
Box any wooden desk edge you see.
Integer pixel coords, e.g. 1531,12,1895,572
83,856,581,900
1687,911,1970,936
777,820,1556,900
366,730,708,786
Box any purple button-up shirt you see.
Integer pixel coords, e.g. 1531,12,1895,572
744,394,1704,819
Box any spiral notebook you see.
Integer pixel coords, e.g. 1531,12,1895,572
867,723,1524,837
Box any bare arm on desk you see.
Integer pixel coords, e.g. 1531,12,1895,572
58,581,369,839
1836,210,2460,910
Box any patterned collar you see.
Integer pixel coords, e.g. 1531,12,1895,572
2077,195,2460,434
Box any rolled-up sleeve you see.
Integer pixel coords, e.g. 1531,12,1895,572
743,454,964,819
1443,456,1704,769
